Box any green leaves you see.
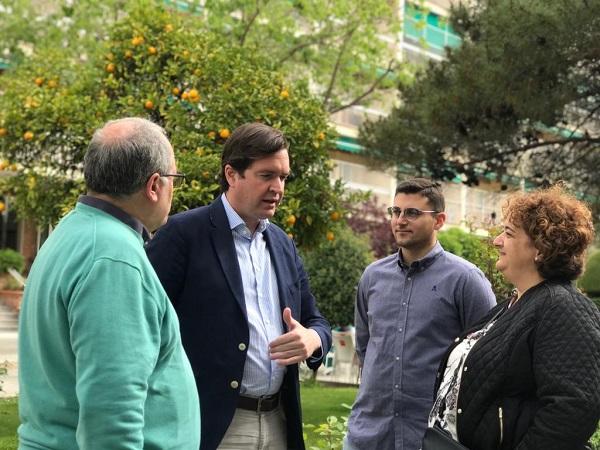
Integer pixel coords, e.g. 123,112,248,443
360,0,600,216
301,227,373,327
204,0,403,113
0,2,348,246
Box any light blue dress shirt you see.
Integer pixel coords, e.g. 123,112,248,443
221,194,286,397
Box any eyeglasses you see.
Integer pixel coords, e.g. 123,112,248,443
160,173,186,188
387,206,439,221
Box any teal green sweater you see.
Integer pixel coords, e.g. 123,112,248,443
18,203,200,449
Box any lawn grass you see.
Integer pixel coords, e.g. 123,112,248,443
0,384,357,450
300,381,357,448
0,397,18,450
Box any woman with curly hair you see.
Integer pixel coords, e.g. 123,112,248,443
425,184,600,450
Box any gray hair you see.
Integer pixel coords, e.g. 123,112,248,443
84,117,172,196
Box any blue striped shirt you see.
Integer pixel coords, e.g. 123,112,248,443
221,194,286,397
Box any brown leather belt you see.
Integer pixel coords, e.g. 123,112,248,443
237,392,280,413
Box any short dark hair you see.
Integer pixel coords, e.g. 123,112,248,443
84,117,171,196
502,184,595,281
395,178,445,212
220,122,289,192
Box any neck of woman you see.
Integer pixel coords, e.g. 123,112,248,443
511,272,545,306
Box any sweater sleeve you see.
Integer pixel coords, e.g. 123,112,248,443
68,258,162,450
517,294,600,450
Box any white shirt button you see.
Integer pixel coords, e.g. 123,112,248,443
395,356,400,361
238,343,247,351
230,380,239,389
457,408,462,414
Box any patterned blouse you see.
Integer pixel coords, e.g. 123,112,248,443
428,318,499,440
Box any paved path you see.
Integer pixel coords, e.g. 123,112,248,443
0,302,19,397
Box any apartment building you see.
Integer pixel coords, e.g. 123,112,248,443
328,0,508,229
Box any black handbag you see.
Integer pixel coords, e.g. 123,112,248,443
422,424,469,450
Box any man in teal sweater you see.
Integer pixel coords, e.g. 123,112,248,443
18,117,200,449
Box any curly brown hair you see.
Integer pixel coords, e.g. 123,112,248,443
502,184,595,281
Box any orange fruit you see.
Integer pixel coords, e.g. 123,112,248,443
0,128,6,137
124,50,133,59
131,36,144,46
47,79,58,88
326,231,335,241
280,89,289,99
207,131,216,139
164,24,174,32
105,63,115,73
23,131,34,141
172,87,180,96
34,77,44,86
181,91,189,101
148,46,157,55
330,211,341,221
0,202,5,212
188,88,200,102
286,215,296,226
219,128,230,139
318,132,326,140
144,100,154,110
0,160,7,170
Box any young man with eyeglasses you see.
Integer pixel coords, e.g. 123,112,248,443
344,178,496,450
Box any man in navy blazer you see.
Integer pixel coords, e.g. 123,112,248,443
146,122,332,450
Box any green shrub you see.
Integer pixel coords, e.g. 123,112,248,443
0,249,24,274
438,227,512,302
302,226,373,328
579,251,600,298
591,424,600,450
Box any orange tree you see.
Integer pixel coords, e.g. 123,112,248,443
0,3,347,247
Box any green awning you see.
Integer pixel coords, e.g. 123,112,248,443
335,136,363,154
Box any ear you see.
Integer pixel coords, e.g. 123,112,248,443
433,211,447,230
224,164,238,188
145,172,161,203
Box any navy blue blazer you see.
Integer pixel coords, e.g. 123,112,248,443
146,197,332,450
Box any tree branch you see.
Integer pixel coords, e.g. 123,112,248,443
277,30,337,65
322,26,357,109
329,59,397,113
239,0,267,46
568,102,600,137
466,135,600,165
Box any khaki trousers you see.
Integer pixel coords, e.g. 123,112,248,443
217,405,287,450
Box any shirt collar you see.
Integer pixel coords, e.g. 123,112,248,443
397,241,444,271
221,193,269,235
78,195,150,241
